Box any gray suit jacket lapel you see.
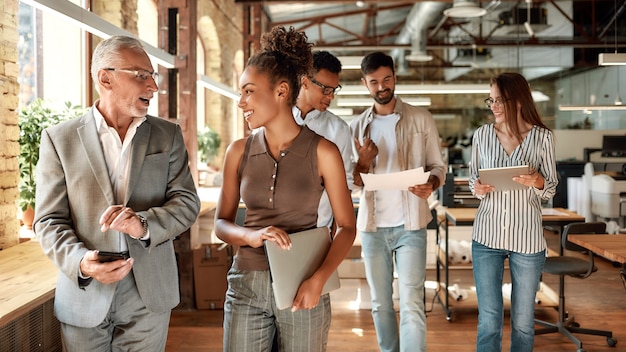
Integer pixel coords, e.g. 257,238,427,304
126,121,150,205
77,112,115,205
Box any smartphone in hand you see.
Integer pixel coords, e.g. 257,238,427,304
97,251,130,263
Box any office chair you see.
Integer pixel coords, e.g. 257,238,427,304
535,222,617,351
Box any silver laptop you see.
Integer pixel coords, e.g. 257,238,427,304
479,165,530,191
265,227,341,310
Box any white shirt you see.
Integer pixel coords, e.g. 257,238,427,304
293,106,354,228
469,124,558,254
93,105,146,251
370,112,404,227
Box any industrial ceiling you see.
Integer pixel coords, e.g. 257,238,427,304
235,0,625,127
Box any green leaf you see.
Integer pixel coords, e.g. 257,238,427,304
18,98,86,210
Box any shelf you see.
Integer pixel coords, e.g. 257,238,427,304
435,207,583,321
436,247,473,270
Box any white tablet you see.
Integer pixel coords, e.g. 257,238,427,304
478,165,530,192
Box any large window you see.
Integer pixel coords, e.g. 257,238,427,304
18,2,86,109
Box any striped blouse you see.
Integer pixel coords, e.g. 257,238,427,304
468,124,558,254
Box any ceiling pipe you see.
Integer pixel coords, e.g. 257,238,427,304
390,2,449,73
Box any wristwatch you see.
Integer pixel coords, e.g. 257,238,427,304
136,214,148,239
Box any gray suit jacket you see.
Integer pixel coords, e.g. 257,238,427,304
34,110,200,328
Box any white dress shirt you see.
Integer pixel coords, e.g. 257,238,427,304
293,106,354,229
94,105,146,251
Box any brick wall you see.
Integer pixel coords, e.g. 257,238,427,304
0,0,21,249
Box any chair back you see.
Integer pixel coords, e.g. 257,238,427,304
562,222,607,252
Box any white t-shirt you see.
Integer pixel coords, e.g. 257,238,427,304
370,112,404,228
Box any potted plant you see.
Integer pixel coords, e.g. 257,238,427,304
197,126,221,167
18,99,85,228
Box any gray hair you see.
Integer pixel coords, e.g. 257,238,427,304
90,36,146,92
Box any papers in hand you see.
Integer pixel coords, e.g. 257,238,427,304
361,167,431,191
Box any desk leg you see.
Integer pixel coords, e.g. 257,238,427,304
435,216,453,321
619,263,626,289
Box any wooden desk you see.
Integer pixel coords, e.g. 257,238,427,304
569,234,626,264
437,207,585,320
0,240,58,327
445,207,585,228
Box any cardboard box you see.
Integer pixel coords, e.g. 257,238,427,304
345,245,362,259
337,258,366,279
193,243,233,309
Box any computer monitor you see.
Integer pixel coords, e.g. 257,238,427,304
601,135,626,157
448,147,464,165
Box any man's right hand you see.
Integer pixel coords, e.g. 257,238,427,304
80,250,134,285
354,137,378,167
353,137,378,186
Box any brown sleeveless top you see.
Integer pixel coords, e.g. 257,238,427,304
234,126,324,270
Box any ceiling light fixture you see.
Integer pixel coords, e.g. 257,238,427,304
405,52,434,62
21,0,176,69
443,0,487,18
558,105,626,111
598,0,625,66
337,56,363,70
336,97,431,107
338,84,490,95
599,53,626,66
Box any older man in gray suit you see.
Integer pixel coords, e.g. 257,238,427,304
34,36,200,351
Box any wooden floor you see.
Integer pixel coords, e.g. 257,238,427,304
166,231,626,352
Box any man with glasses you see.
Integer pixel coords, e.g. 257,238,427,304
293,50,353,231
350,51,446,352
34,35,200,351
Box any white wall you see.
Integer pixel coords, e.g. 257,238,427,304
554,129,626,161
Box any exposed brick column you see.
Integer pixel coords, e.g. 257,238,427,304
0,0,22,250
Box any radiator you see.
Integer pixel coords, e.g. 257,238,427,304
0,299,62,352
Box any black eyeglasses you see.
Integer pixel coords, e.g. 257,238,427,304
105,68,160,83
309,77,342,95
484,97,507,109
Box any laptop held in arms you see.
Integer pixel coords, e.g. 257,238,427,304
265,227,341,310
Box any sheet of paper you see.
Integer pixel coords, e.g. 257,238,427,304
361,167,431,191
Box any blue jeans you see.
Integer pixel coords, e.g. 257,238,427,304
361,226,427,352
472,241,545,352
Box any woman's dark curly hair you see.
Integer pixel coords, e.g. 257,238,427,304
247,26,313,106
